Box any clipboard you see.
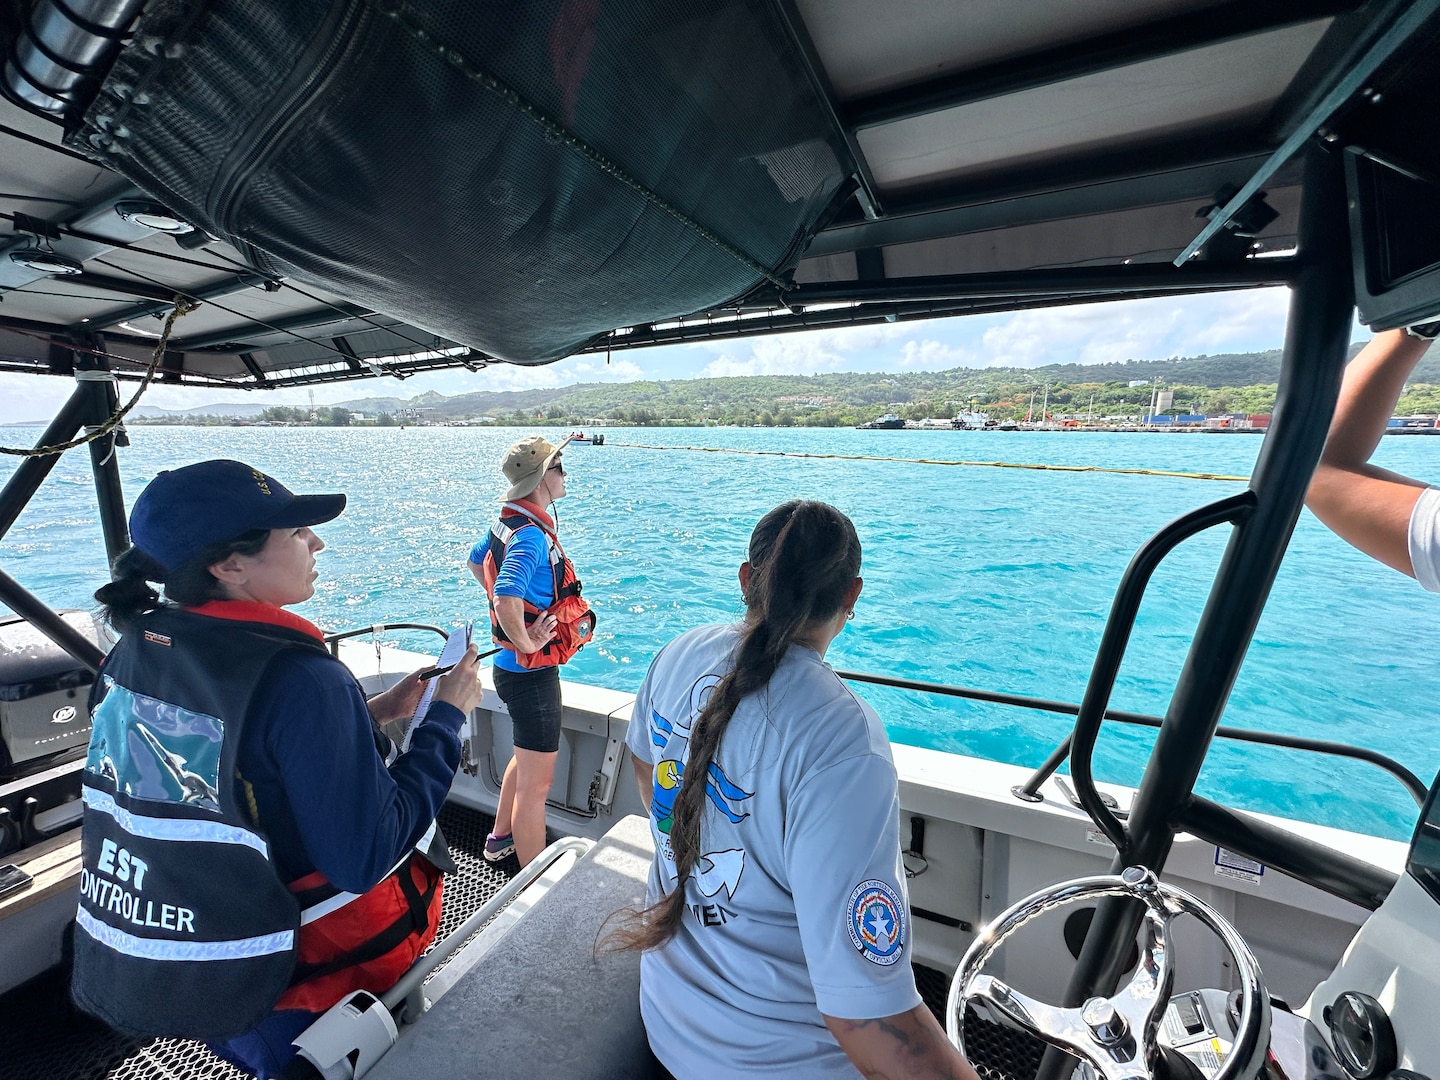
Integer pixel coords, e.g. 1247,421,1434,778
403,622,474,751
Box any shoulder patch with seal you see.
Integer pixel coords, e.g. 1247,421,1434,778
847,878,905,966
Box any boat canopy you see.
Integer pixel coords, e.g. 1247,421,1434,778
0,0,1437,388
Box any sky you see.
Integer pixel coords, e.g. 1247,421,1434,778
0,286,1369,424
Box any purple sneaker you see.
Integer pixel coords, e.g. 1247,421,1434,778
483,832,515,862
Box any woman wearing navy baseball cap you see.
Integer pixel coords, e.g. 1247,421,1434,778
72,459,484,1078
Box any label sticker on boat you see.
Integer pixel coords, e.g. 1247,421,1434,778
848,879,905,966
1213,847,1264,883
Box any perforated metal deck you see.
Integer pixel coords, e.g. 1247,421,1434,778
3,823,1046,1080
915,964,1049,1080
0,803,512,1080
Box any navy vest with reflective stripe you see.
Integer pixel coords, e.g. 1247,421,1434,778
72,607,321,1040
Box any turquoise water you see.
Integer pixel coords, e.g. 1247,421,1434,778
2,424,1436,842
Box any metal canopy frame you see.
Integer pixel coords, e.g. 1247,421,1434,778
841,0,1358,132
1,0,1432,387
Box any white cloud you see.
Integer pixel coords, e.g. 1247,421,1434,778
1185,289,1291,353
976,289,1299,369
0,375,78,427
438,363,564,394
696,322,917,377
701,339,843,378
557,356,645,382
896,338,982,370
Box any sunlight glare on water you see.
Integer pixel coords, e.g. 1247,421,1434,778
2,423,1435,841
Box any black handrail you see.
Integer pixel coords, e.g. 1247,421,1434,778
322,618,1423,808
0,376,120,675
1034,147,1362,1080
1069,492,1257,850
833,669,1427,807
324,622,450,659
1180,795,1397,912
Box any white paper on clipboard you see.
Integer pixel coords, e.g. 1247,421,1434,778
403,623,472,752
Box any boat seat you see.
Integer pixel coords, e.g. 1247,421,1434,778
368,814,662,1080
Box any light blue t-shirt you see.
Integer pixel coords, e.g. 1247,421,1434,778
625,623,920,1079
471,523,555,673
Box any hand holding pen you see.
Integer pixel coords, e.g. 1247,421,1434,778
433,642,485,714
417,645,500,681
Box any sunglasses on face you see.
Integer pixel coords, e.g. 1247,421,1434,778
548,460,565,475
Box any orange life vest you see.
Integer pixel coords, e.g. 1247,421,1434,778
479,500,596,668
264,716,450,1015
275,847,444,1013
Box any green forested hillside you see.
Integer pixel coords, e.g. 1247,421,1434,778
326,349,1325,427
144,341,1440,426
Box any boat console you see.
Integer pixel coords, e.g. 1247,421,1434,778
0,633,1432,1080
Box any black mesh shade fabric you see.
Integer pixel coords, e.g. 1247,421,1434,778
69,0,849,363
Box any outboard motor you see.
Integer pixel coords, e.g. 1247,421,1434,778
0,610,112,856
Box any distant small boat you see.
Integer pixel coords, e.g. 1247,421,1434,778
568,432,605,445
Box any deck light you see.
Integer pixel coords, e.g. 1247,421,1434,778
8,248,82,275
116,320,162,338
176,228,219,250
114,200,194,233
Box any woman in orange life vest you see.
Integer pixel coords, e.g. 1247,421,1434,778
469,435,595,867
80,460,485,1078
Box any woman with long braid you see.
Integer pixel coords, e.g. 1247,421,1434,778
620,501,978,1079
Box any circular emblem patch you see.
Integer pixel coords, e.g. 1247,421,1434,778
847,879,905,966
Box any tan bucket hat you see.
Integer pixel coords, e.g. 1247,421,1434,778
500,434,573,501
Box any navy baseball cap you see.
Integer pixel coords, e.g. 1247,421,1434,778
129,459,346,575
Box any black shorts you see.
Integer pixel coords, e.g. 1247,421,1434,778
492,666,563,753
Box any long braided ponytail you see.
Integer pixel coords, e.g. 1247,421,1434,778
612,500,861,952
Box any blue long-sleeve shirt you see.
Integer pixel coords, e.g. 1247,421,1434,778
471,524,555,674
235,650,464,893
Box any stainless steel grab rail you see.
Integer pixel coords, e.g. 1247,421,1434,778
382,834,595,1023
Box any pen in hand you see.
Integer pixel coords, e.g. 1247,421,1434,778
418,645,500,679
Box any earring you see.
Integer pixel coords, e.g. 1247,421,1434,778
845,610,855,621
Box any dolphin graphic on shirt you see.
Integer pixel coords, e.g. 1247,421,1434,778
695,849,745,900
648,670,754,840
649,715,754,833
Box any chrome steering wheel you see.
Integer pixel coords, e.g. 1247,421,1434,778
947,867,1270,1080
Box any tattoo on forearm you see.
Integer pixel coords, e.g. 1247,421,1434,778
830,1011,977,1080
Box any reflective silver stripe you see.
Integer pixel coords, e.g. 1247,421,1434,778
83,787,271,860
497,507,562,568
299,887,362,925
298,821,439,925
75,906,293,961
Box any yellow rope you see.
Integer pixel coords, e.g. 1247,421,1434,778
608,442,1250,483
